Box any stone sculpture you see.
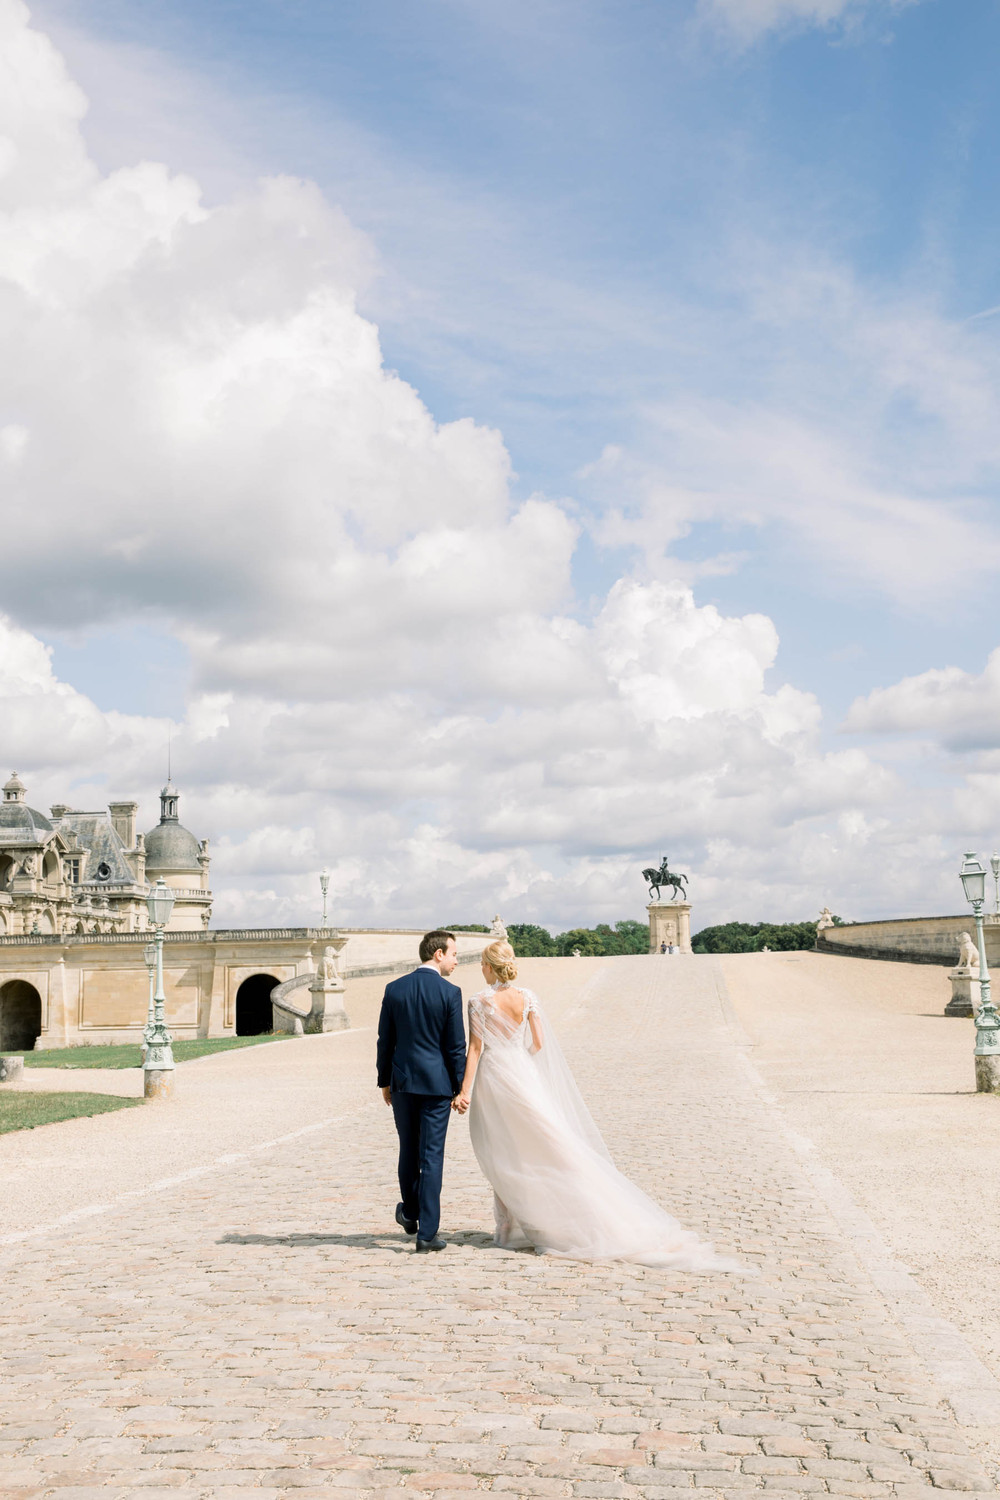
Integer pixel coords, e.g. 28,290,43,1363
490,914,507,940
642,856,688,903
954,931,980,974
945,931,982,1017
816,908,835,932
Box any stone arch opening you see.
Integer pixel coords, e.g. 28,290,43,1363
37,909,55,934
235,974,279,1037
0,980,42,1051
42,850,60,884
0,855,13,890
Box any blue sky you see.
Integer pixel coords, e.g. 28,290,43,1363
5,0,1000,926
36,0,1000,713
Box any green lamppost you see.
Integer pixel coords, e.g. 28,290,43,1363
144,877,176,1100
141,941,156,1056
959,852,1000,1093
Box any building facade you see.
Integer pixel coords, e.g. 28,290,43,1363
0,928,492,1052
0,774,211,937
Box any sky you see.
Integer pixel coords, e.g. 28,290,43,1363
2,0,1000,931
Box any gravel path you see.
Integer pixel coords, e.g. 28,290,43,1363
0,953,996,1498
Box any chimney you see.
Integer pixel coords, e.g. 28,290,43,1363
108,800,138,848
50,804,70,820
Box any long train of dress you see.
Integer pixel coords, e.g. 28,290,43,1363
466,986,742,1271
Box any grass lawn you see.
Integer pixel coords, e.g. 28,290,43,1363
14,1034,293,1070
0,1091,144,1134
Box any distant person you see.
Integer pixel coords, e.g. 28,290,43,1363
377,930,466,1253
660,940,667,954
450,940,741,1272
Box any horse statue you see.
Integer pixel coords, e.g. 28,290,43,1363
642,855,688,903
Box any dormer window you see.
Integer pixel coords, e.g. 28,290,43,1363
95,861,111,882
65,858,81,884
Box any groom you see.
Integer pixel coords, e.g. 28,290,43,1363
377,929,466,1252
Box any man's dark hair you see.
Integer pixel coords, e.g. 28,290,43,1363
419,929,456,964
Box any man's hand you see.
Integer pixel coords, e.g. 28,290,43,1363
452,1091,470,1115
381,1086,392,1106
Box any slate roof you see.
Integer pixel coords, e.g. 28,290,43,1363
51,812,137,885
0,802,53,840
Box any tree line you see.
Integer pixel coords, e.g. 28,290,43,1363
448,921,650,956
450,916,842,956
691,919,840,953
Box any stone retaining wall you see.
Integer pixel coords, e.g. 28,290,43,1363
816,914,1000,967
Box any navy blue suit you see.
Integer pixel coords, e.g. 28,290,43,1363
377,965,466,1241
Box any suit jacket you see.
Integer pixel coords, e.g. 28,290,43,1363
377,966,466,1097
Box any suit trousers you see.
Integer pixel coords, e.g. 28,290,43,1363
391,1091,453,1242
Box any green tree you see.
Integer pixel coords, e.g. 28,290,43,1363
691,920,819,954
613,919,650,954
556,927,605,956
506,923,556,957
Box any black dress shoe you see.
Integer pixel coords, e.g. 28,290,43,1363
395,1203,418,1235
415,1235,447,1253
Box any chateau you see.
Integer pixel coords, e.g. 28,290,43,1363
0,773,490,1052
0,773,212,936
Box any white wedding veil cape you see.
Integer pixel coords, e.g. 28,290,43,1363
466,983,743,1272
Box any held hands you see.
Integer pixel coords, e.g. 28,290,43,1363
452,1091,471,1115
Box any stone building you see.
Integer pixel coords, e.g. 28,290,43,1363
0,927,492,1053
0,773,211,937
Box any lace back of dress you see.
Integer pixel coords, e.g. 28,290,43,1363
469,986,535,1048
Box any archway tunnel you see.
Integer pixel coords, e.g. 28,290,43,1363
235,973,279,1037
0,980,42,1051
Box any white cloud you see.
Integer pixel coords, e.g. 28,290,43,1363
845,652,1000,752
0,0,988,933
698,0,919,44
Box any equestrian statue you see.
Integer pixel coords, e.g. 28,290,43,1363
642,855,688,903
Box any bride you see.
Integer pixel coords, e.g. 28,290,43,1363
452,940,741,1271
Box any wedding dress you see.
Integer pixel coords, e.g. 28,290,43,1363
466,984,741,1271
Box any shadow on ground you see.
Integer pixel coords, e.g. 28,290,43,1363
218,1229,498,1251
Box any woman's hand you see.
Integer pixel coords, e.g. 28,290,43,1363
452,1090,471,1114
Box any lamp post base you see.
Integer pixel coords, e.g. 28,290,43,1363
975,1054,1000,1094
144,1068,175,1101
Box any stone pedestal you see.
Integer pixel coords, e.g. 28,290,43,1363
647,902,692,955
305,974,349,1032
975,1053,1000,1093
270,944,350,1034
144,1068,174,1100
0,1055,25,1083
945,971,978,1018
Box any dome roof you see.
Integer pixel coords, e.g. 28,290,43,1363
144,820,201,872
0,802,52,832
0,772,52,833
144,781,202,872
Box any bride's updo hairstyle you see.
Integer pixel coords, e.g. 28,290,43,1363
483,940,518,985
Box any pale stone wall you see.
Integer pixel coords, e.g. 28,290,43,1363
815,915,1000,967
336,928,489,974
647,902,692,954
0,925,494,1048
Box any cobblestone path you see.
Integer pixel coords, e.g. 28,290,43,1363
1,956,996,1499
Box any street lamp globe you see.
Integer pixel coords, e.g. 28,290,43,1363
146,876,175,929
960,852,987,908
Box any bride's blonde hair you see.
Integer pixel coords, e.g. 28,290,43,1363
483,939,518,985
